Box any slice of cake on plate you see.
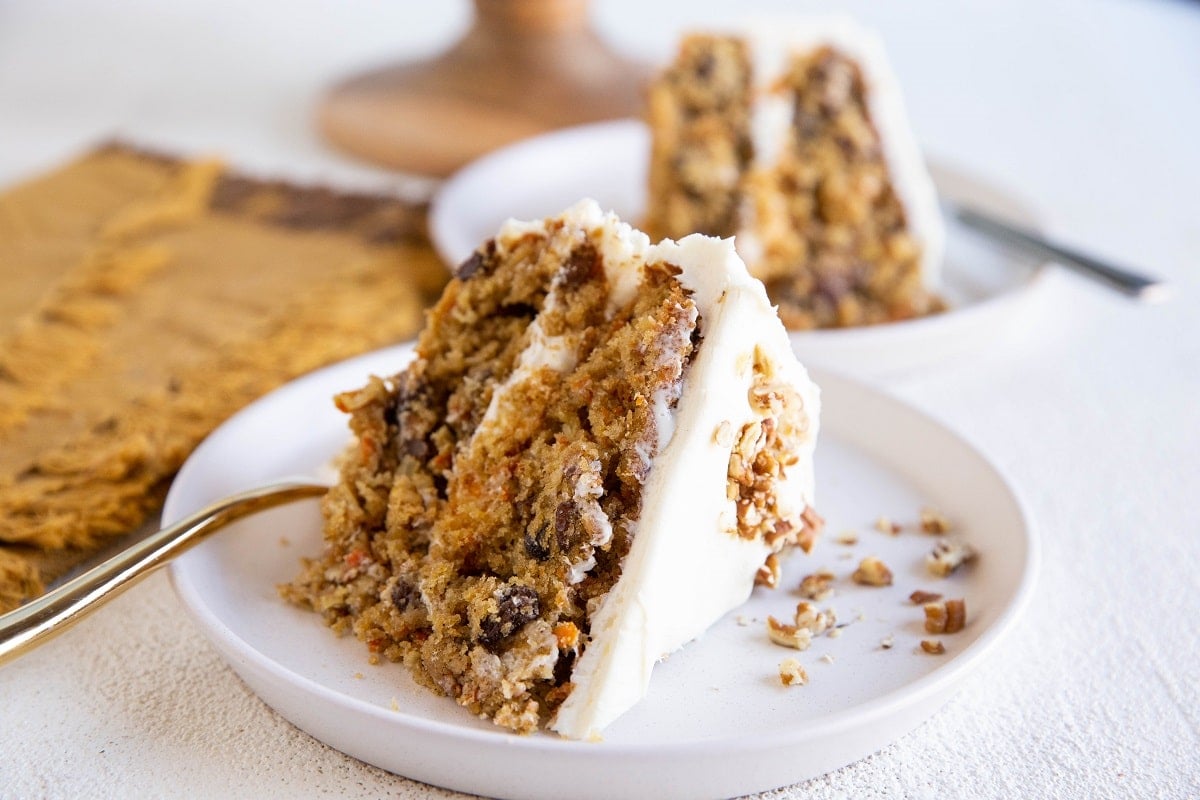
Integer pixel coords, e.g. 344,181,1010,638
284,200,821,739
645,17,945,329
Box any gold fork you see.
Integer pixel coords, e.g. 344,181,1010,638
0,479,328,667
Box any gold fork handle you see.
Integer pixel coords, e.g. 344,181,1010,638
0,480,328,667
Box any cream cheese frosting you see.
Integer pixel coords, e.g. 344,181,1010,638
501,200,821,740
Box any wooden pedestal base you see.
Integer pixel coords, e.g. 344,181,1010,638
318,0,648,177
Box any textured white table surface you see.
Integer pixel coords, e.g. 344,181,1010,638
2,1,1198,798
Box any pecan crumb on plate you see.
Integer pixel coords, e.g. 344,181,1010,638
852,556,893,586
874,516,902,535
919,506,952,534
923,598,967,634
926,539,978,577
778,658,809,686
798,568,836,600
767,616,813,650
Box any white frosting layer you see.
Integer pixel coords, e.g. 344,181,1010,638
533,201,820,740
740,16,945,288
478,324,576,433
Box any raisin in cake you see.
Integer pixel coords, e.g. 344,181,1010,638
645,18,945,329
284,199,821,739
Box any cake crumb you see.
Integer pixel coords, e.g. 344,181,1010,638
919,507,952,534
923,598,967,634
389,697,401,711
926,539,977,577
827,627,843,639
852,556,893,586
819,653,835,664
278,536,291,547
874,516,901,535
880,633,896,650
353,672,364,680
909,589,943,604
767,616,813,650
736,614,751,627
920,639,946,655
779,658,809,686
835,530,859,546
798,569,836,600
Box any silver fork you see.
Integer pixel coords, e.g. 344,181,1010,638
948,201,1169,302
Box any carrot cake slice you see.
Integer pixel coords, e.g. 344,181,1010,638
645,18,945,329
283,199,821,739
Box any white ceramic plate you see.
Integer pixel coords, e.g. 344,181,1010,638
429,119,1048,377
166,344,1037,800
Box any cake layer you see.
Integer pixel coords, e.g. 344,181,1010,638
646,18,945,329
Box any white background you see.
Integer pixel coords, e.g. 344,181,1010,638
1,1,1198,797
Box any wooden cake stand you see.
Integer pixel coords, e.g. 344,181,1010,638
318,0,649,177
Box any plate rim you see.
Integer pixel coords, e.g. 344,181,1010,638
166,343,1039,766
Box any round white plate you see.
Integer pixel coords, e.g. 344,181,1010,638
429,119,1048,377
166,344,1037,800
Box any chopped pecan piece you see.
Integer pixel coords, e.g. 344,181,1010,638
926,539,977,578
909,589,943,604
798,506,824,553
798,568,836,600
755,552,782,588
874,516,901,535
923,598,966,634
794,601,834,635
778,658,809,686
851,556,893,587
919,506,952,534
767,615,813,650
920,639,946,655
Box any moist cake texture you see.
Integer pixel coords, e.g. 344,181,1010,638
645,18,944,329
284,200,821,739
